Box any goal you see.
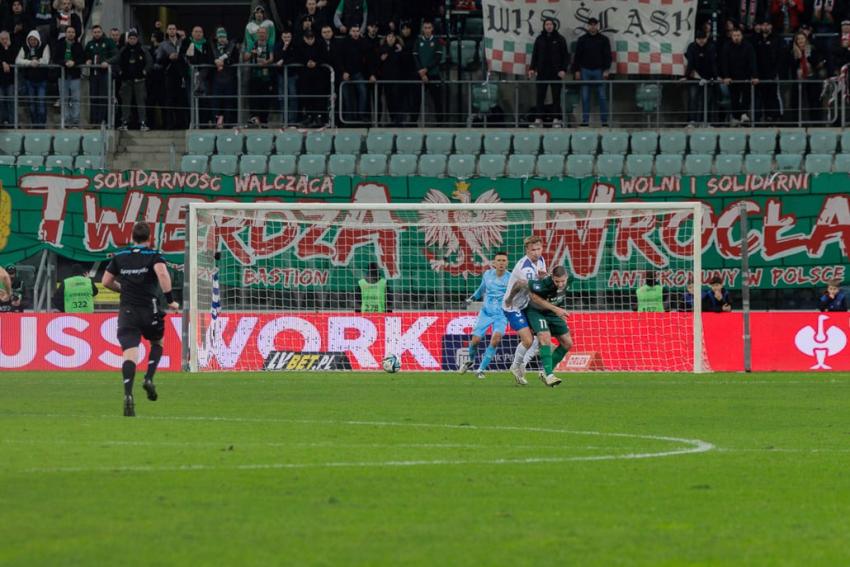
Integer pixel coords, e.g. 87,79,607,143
183,200,705,373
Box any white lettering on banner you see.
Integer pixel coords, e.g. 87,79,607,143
256,317,321,360
200,317,258,369
18,174,90,246
445,316,477,335
45,316,92,367
483,0,696,76
385,317,440,369
0,316,37,367
327,317,379,368
714,201,761,259
99,316,146,367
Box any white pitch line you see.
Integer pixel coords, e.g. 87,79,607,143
3,416,714,474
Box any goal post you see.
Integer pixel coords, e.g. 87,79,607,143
183,201,705,373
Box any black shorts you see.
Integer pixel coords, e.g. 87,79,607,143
117,306,166,350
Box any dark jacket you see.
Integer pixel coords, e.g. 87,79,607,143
84,36,117,76
702,288,732,312
274,38,300,77
787,44,822,80
530,28,569,77
413,33,442,78
719,39,757,79
685,40,717,80
211,39,239,85
819,289,848,312
112,42,152,81
0,41,15,86
52,38,84,79
571,31,612,72
51,10,82,44
318,36,339,72
6,9,32,52
753,32,784,79
295,9,327,39
338,35,368,76
334,0,367,31
377,40,404,80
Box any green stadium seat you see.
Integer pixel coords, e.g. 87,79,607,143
507,154,536,177
418,154,447,176
358,154,388,176
537,154,566,178
180,155,208,173
744,154,772,175
483,132,512,155
245,132,275,155
571,131,599,154
74,155,103,169
465,17,484,37
478,154,506,178
216,134,244,155
240,155,268,175
305,132,333,154
446,39,479,68
52,133,82,156
426,132,454,154
366,132,395,154
187,132,216,155
448,154,476,178
748,131,776,154
514,133,542,155
840,131,850,153
82,133,106,156
541,132,569,155
0,132,23,156
718,131,748,154
780,130,807,154
276,132,303,155
0,156,14,166
630,132,658,155
659,131,686,154
625,154,653,177
775,154,802,171
24,133,52,155
566,154,595,178
684,154,712,176
715,154,744,175
689,131,717,154
17,155,44,168
298,154,326,177
596,154,624,177
396,132,424,154
328,154,357,176
601,131,629,154
45,155,74,169
635,83,661,112
805,154,833,174
268,155,297,175
834,153,850,173
210,155,238,176
334,133,363,154
454,133,482,155
809,131,838,154
655,154,683,176
389,154,418,176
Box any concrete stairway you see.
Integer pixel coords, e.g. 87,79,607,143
110,131,186,171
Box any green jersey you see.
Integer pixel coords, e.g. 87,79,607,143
528,276,567,314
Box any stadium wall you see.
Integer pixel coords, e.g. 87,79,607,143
0,167,847,292
0,312,848,372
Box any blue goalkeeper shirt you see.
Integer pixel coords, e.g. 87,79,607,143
471,269,510,315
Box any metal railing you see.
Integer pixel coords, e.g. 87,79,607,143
188,63,336,129
7,63,114,129
334,77,847,128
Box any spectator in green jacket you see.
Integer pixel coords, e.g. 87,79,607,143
84,24,117,125
413,20,443,123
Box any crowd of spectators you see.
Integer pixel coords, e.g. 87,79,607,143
3,0,850,129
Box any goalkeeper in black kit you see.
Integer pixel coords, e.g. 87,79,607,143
102,222,179,417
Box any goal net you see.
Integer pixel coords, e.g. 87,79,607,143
184,199,705,373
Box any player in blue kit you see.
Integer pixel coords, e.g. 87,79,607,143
460,252,511,379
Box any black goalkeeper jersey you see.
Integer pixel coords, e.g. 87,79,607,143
105,246,166,309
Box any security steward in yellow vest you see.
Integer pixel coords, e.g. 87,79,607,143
53,264,98,313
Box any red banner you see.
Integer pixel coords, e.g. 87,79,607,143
0,312,848,372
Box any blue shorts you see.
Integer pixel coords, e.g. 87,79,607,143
472,309,507,338
503,309,529,332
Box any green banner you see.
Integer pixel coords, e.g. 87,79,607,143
0,165,847,290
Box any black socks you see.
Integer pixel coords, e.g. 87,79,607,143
145,344,163,382
122,360,136,397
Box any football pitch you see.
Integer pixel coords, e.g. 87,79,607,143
1,371,849,566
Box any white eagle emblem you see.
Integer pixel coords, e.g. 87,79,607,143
418,182,507,278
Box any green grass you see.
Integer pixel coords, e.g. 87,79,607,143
1,371,850,566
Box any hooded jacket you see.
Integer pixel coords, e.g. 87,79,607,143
15,30,50,82
530,23,569,77
572,31,612,72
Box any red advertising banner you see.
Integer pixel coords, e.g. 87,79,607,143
0,312,848,372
